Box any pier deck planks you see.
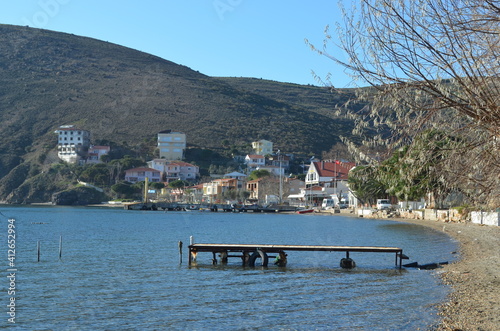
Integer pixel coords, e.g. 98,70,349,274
188,243,406,268
189,243,402,253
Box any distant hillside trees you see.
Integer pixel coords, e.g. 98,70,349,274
314,0,500,208
248,169,271,181
111,182,140,198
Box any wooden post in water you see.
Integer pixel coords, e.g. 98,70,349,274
37,241,40,262
178,241,183,264
59,236,63,260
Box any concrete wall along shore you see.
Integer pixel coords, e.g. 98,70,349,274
470,211,500,226
327,207,500,227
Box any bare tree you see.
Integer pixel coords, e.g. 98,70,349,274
310,0,500,208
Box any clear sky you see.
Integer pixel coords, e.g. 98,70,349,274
0,1,353,87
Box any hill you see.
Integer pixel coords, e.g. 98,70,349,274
0,24,366,202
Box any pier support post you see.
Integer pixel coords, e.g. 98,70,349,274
274,251,287,267
59,236,62,260
242,251,250,266
220,251,228,264
178,241,183,264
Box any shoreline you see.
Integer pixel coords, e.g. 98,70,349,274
379,216,499,330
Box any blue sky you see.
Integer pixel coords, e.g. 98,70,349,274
0,1,352,87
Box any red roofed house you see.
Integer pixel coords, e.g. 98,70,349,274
244,154,265,171
86,145,110,164
124,167,161,183
169,161,199,181
305,160,356,202
147,159,199,182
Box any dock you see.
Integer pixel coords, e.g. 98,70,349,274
125,202,300,213
188,243,408,269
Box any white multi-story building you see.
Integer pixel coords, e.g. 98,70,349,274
157,130,186,160
55,125,90,164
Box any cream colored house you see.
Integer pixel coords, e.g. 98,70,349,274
157,130,186,160
251,139,273,156
203,178,240,203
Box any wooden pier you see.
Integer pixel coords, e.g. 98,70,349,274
188,243,408,269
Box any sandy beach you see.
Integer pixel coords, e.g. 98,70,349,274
389,217,500,330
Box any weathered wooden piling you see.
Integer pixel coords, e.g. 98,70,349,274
59,236,63,260
178,241,183,264
37,241,41,262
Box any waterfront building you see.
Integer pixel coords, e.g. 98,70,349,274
124,167,161,183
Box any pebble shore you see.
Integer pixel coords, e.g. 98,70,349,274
383,217,499,330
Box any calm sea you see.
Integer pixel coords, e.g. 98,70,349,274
0,206,457,330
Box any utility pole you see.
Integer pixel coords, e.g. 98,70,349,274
278,150,282,204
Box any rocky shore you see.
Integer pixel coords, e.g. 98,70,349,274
388,217,499,330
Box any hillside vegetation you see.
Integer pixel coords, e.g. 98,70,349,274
0,24,366,203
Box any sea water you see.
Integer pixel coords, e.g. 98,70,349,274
0,206,457,330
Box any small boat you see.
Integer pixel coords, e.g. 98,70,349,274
296,208,314,214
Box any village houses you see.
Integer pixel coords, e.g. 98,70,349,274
53,128,359,206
